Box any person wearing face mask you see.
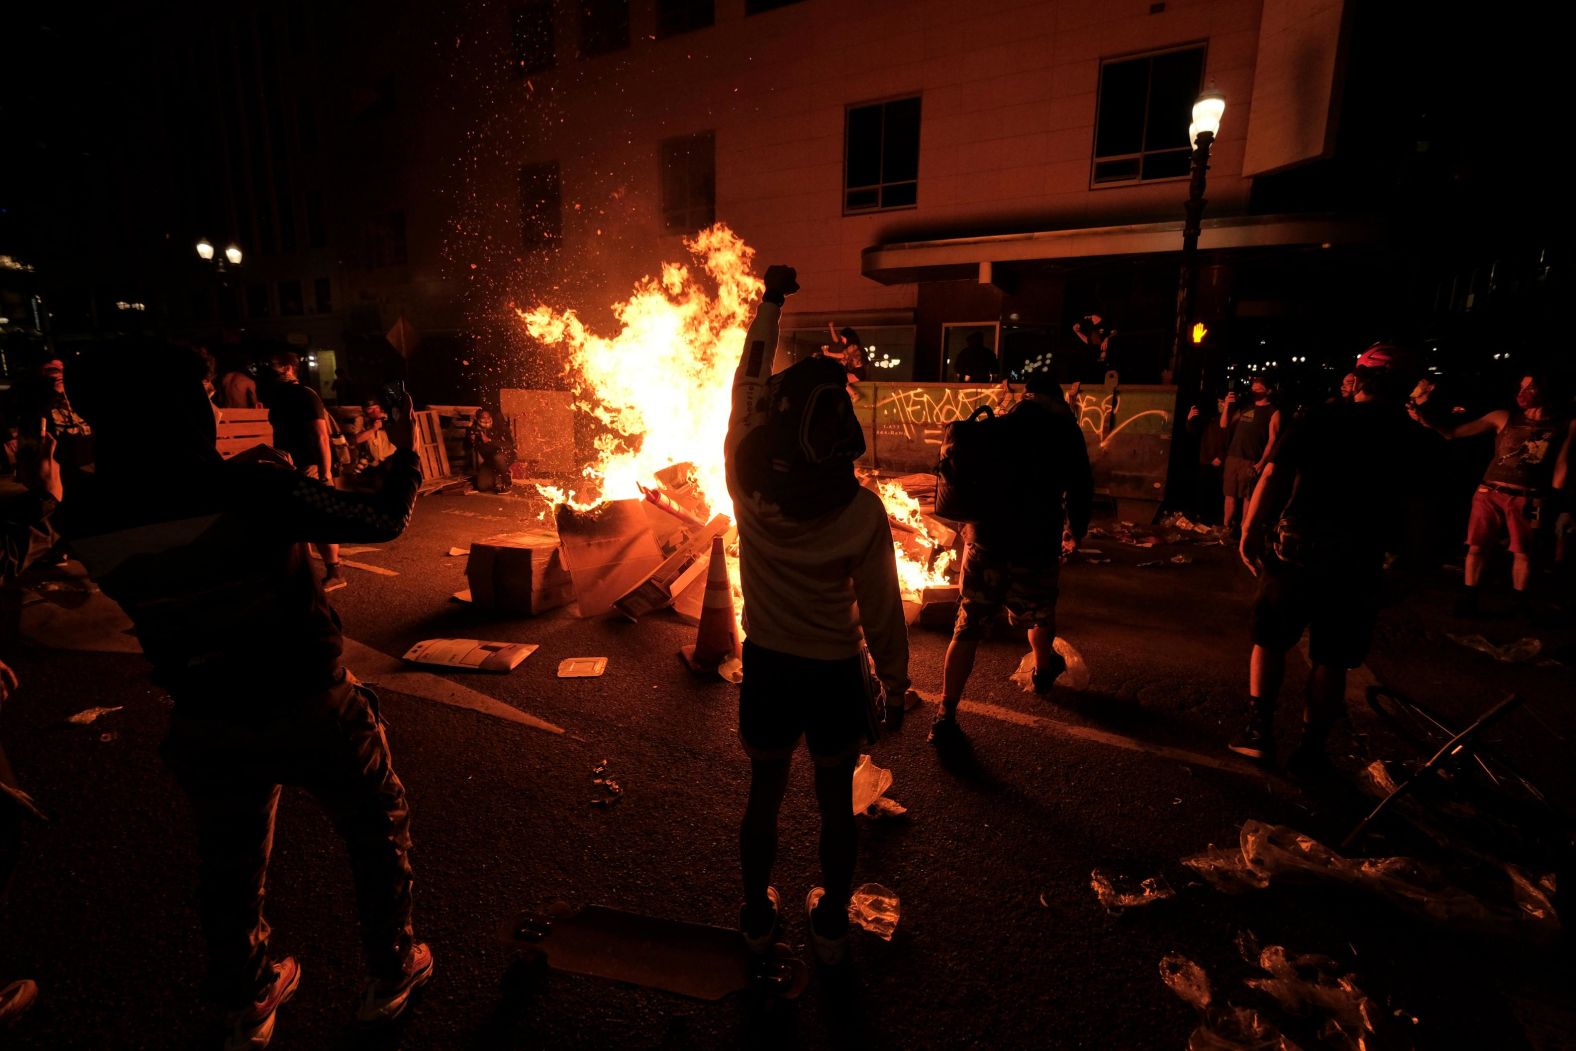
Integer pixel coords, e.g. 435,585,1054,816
1411,370,1573,617
1220,376,1282,535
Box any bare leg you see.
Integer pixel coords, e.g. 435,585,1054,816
811,758,857,924
1511,553,1532,592
1464,545,1487,587
1223,494,1238,532
317,542,341,573
940,637,978,717
1249,644,1285,703
740,757,791,917
1027,624,1058,675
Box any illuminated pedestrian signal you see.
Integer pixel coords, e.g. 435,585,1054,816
1191,322,1207,344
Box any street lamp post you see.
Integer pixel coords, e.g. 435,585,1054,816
194,238,243,330
1163,87,1225,509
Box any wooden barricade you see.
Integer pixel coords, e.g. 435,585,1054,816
214,407,273,460
413,409,451,483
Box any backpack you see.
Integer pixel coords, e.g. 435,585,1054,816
934,404,1017,523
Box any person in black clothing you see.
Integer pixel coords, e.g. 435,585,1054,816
264,351,346,592
59,343,432,1049
466,409,513,493
1231,343,1422,772
1187,396,1231,525
929,364,1094,745
952,331,998,383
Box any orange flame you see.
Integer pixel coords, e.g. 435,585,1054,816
517,223,953,600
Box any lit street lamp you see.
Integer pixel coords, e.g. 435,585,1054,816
194,238,243,329
195,238,215,262
224,244,243,266
1164,86,1225,508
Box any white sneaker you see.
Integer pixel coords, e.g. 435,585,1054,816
804,888,850,968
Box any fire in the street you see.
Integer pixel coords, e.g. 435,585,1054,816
518,224,760,517
517,224,956,601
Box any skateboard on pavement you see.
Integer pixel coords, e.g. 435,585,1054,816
498,902,809,1001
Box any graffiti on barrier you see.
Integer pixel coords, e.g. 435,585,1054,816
874,386,1015,444
1072,393,1170,449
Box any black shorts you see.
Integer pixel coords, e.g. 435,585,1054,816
738,639,867,765
1251,559,1379,669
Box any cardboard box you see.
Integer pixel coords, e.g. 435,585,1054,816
555,499,664,618
466,529,574,615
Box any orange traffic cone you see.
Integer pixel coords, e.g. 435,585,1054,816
679,535,740,676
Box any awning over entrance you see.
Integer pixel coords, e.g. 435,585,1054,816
861,213,1378,285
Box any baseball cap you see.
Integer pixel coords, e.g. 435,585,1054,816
1355,342,1397,370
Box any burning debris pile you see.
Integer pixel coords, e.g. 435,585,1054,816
456,224,964,648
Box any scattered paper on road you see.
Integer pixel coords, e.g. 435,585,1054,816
402,638,539,673
558,657,608,678
66,706,123,725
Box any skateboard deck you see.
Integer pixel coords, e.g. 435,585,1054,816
499,902,808,1001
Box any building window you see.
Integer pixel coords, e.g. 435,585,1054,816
278,279,304,317
1092,45,1205,184
659,132,715,234
364,211,407,269
246,284,271,319
314,277,333,313
745,0,805,12
580,0,629,55
511,1,555,77
519,162,563,248
844,96,921,213
656,0,713,38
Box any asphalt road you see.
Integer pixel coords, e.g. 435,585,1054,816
3,489,1573,1049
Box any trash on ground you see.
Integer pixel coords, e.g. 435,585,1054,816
851,754,897,816
1010,637,1091,693
1158,954,1295,1051
848,883,900,940
591,759,623,809
558,657,608,678
1159,953,1212,1011
1091,868,1175,911
1445,633,1542,663
1139,554,1195,568
1185,820,1560,941
402,638,538,673
66,706,123,725
466,530,574,615
447,546,469,556
867,796,908,818
98,732,118,743
451,589,473,603
1245,944,1378,1034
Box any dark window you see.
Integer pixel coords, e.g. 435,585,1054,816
519,162,563,248
306,191,326,248
844,96,921,213
314,277,333,313
364,211,407,268
745,0,805,12
580,0,629,55
1093,45,1205,184
247,284,271,318
657,0,713,38
278,279,304,316
511,2,555,77
659,132,715,234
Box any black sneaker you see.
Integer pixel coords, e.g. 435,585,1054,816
927,712,965,746
1227,719,1271,763
739,886,781,956
1031,651,1068,695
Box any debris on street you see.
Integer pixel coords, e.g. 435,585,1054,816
848,883,900,940
1091,869,1175,911
591,759,623,809
402,638,539,673
1445,633,1542,664
66,706,123,725
558,657,608,678
1010,638,1091,692
851,754,905,817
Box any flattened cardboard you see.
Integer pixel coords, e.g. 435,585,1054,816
555,499,663,618
613,514,730,621
402,638,539,673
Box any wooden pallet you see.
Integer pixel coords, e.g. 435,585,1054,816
215,407,273,460
413,408,451,483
